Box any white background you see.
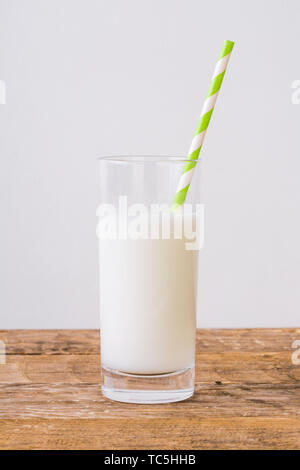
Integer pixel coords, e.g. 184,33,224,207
0,0,299,328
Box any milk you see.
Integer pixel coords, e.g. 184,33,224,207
99,215,198,375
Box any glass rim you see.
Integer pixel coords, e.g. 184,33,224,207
97,155,201,164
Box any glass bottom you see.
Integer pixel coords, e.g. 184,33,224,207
101,366,194,404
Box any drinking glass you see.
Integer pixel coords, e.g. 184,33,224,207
97,156,202,403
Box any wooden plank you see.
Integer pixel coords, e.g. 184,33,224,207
0,383,299,419
0,330,99,355
195,351,300,384
197,328,300,352
1,329,300,450
1,328,299,355
0,352,299,385
1,417,299,450
0,354,100,384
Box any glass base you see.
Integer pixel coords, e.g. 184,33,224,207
101,366,194,404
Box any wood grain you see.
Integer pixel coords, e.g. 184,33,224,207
0,352,300,385
0,329,300,449
1,383,300,419
1,328,299,354
1,418,300,450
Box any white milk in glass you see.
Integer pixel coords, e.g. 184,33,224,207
99,213,198,375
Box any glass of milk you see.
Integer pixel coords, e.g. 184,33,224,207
97,156,202,403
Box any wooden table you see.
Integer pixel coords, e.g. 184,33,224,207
0,329,300,450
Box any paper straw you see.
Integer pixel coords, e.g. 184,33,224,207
171,40,234,211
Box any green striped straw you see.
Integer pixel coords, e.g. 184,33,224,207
172,40,234,211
